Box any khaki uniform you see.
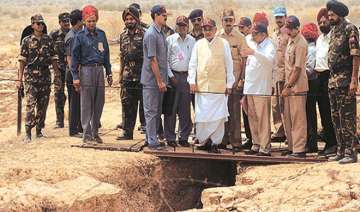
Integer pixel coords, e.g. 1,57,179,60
271,27,289,138
218,28,247,147
283,33,308,153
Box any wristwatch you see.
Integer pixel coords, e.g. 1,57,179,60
286,83,294,89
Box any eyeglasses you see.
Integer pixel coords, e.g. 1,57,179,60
223,18,234,22
203,28,213,32
62,19,70,23
191,17,202,23
34,22,44,26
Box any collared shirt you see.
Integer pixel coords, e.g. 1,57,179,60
65,28,80,57
328,19,360,89
141,23,168,87
306,42,317,80
244,37,275,95
71,27,112,80
166,33,196,78
190,29,204,41
285,33,308,93
315,33,330,72
188,36,234,89
218,28,248,79
272,26,289,82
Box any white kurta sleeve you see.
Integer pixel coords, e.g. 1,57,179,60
166,36,174,78
253,39,276,67
223,41,235,88
187,42,198,85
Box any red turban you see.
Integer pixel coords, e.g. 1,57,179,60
317,8,328,22
253,12,269,27
82,5,98,21
301,23,319,41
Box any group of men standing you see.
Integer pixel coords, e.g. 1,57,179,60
17,0,360,164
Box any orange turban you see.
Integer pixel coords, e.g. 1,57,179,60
301,23,319,41
317,8,328,22
253,12,269,27
82,5,98,21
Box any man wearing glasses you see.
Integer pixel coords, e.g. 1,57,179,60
141,5,169,150
188,9,204,41
50,12,71,129
218,9,248,152
17,14,60,142
188,18,235,154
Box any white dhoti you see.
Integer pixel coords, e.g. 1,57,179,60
195,93,229,145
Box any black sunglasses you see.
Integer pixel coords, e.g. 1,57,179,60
191,17,202,23
224,18,234,22
34,22,44,26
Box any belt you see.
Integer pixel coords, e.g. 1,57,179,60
83,63,103,67
172,70,188,74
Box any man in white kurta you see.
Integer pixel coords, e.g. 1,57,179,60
187,18,235,153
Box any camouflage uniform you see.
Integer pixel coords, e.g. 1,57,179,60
19,34,57,131
328,19,360,157
119,25,145,137
163,25,175,38
50,26,68,127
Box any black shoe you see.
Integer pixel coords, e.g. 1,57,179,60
209,145,221,154
338,154,358,164
306,146,319,153
328,154,344,162
115,123,123,130
244,149,258,155
24,134,31,143
116,133,133,141
70,133,82,138
232,147,241,153
54,123,64,129
218,144,228,149
287,152,306,158
36,128,44,138
271,136,286,143
94,136,103,144
167,140,177,147
281,150,292,156
148,144,167,151
322,145,337,155
179,140,190,147
83,136,93,144
241,139,253,150
256,152,271,157
158,134,165,140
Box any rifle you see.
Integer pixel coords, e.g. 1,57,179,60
17,85,24,136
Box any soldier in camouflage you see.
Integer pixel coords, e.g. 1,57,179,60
17,14,60,142
326,0,360,164
50,12,71,128
116,7,145,140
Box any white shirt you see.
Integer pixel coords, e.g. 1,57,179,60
315,33,330,72
166,33,196,77
188,37,234,89
244,37,275,95
188,37,235,123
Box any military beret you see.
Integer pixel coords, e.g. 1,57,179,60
326,0,349,17
202,18,216,28
151,5,167,16
129,3,141,10
286,15,300,29
122,7,140,21
188,9,203,20
31,14,45,24
58,12,70,22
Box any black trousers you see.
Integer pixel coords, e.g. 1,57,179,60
66,71,82,135
243,109,252,141
306,79,320,149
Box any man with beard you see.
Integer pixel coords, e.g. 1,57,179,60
71,5,113,143
309,8,337,155
188,18,235,154
65,9,83,137
271,7,288,144
50,12,70,129
326,0,360,164
117,7,145,140
218,9,248,152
